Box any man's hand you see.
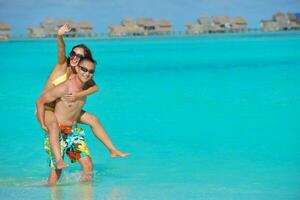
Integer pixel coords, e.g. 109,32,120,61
57,24,71,36
61,93,78,103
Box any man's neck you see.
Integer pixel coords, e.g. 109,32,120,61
70,75,85,90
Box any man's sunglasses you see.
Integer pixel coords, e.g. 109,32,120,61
79,66,95,74
70,50,84,60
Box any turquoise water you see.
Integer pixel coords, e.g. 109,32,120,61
0,32,300,199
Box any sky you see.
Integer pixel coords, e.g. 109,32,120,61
0,0,299,34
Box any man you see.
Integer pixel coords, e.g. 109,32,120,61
36,57,97,186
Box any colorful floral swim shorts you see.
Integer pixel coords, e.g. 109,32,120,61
44,125,91,169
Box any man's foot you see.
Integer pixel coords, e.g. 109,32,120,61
56,159,69,169
110,149,129,158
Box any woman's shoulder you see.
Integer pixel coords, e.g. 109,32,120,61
52,62,68,74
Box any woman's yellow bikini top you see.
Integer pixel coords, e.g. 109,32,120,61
52,73,67,86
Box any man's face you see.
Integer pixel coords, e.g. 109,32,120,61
77,60,95,83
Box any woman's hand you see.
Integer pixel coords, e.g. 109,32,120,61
61,93,78,102
57,24,71,36
41,123,49,133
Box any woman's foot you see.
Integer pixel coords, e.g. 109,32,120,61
110,149,129,158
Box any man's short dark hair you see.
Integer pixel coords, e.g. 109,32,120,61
79,57,97,66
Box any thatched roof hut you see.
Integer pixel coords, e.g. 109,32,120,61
28,26,46,38
0,22,11,40
0,22,10,31
231,17,247,25
185,23,206,34
288,13,297,22
272,12,288,22
197,16,211,25
39,18,56,36
212,16,230,25
109,17,172,36
158,18,172,27
29,18,95,38
136,18,158,35
108,24,127,36
260,20,278,32
78,20,93,29
287,13,300,30
136,18,157,27
157,18,172,33
57,20,75,27
229,17,248,31
273,12,285,18
77,20,93,36
121,17,136,26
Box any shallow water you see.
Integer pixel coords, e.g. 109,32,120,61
0,32,300,199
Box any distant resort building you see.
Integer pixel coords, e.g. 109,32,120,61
28,19,94,38
0,21,11,41
260,12,300,32
109,17,172,36
186,16,248,34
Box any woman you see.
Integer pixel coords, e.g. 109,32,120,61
39,24,128,169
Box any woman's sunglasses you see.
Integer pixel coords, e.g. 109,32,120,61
70,50,84,60
79,66,95,74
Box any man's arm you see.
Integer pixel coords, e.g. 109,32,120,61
36,84,68,131
62,80,99,102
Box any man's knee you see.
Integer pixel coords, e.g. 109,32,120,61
81,160,93,182
84,160,93,172
81,157,93,172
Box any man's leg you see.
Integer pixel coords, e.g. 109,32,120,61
47,169,62,186
78,156,93,182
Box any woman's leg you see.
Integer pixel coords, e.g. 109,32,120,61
45,110,68,169
78,111,128,158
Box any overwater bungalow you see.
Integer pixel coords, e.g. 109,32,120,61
185,22,205,34
28,19,94,38
288,13,300,30
136,18,159,35
230,17,248,32
260,12,300,32
108,25,127,36
77,20,94,37
27,26,46,38
40,18,57,36
109,17,144,36
186,15,248,34
272,12,290,30
260,20,278,32
157,18,172,34
197,16,213,33
212,16,231,31
0,22,11,41
109,17,172,36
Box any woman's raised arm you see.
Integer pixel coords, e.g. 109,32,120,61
57,24,71,65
